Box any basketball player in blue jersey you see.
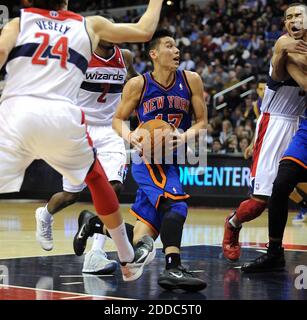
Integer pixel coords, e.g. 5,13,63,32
242,6,307,273
35,37,139,276
112,29,207,291
74,29,207,291
0,0,165,282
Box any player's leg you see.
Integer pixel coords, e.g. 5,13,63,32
43,104,151,281
157,198,207,292
242,160,307,272
81,181,124,275
222,195,267,261
223,114,297,261
81,140,127,273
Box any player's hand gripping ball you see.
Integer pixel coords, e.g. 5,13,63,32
138,119,175,162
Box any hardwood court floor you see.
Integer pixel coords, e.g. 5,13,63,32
0,200,306,300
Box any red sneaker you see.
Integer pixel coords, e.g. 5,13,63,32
222,214,242,261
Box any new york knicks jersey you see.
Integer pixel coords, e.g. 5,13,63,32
1,8,91,104
77,47,127,126
283,108,307,167
260,64,306,116
136,70,193,131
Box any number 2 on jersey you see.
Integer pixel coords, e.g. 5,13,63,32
32,32,68,69
97,83,110,103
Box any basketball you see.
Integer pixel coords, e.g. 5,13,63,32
138,119,174,161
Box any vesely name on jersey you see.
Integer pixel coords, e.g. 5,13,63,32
85,71,125,81
143,96,190,115
36,20,71,35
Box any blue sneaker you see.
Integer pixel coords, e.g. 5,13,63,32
292,208,307,223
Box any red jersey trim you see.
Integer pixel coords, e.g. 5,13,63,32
23,8,83,22
89,47,126,68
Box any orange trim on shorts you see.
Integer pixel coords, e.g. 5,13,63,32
164,192,190,200
155,192,190,209
145,163,167,189
129,209,159,236
282,157,307,169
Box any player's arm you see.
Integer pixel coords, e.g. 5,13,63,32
112,76,145,152
271,35,307,82
183,71,207,142
121,49,139,81
86,0,163,44
286,54,307,91
0,18,19,69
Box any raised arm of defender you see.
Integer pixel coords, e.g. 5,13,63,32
86,0,164,49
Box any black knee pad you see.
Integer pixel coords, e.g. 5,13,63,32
160,210,186,250
273,161,300,197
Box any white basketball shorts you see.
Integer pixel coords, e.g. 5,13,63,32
63,125,127,193
250,112,299,197
0,96,95,193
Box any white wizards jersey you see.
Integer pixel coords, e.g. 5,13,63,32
77,46,127,126
1,8,92,104
260,64,306,117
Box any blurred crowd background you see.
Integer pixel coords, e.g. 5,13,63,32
3,0,306,155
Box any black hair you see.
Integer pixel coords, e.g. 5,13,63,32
284,3,307,18
31,0,67,10
144,29,174,53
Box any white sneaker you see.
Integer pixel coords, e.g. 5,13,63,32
82,248,118,274
35,207,54,251
121,235,156,282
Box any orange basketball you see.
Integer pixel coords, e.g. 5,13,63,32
138,119,174,162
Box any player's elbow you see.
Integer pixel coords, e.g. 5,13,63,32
134,25,154,42
139,30,153,42
200,119,207,130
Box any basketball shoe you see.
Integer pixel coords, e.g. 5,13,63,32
121,235,156,281
292,208,307,223
82,248,118,274
35,207,53,251
158,265,207,292
73,210,97,256
222,213,242,261
241,247,285,273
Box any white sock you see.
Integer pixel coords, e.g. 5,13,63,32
41,205,53,222
92,233,106,251
107,222,134,263
229,216,241,228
